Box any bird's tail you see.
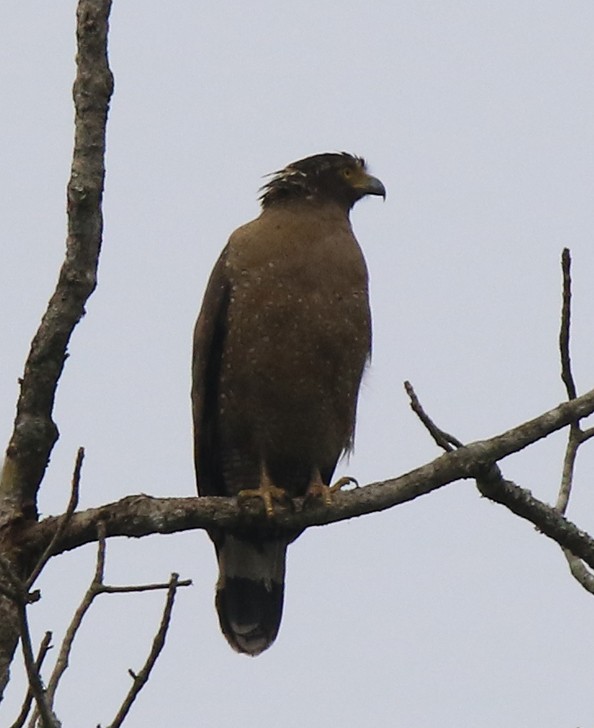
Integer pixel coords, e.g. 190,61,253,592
214,534,288,656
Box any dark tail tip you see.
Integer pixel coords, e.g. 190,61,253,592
216,577,284,656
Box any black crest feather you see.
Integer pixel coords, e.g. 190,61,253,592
260,152,366,208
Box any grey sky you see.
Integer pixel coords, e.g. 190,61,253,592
2,1,594,726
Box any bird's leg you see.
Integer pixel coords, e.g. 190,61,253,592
329,475,359,492
237,464,288,518
305,470,359,506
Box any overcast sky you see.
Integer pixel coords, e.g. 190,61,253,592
2,1,594,726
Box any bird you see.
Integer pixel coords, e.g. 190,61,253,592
192,152,385,655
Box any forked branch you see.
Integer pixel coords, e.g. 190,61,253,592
104,574,186,728
554,249,594,593
24,524,190,727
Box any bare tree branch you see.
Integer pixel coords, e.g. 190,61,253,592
0,559,60,726
41,523,108,716
21,525,191,727
6,385,590,574
551,248,594,592
26,449,83,591
0,558,58,726
559,248,577,401
557,426,581,516
580,426,594,442
9,632,52,728
404,381,463,452
557,248,582,514
99,581,191,595
402,371,594,572
0,0,113,699
17,608,60,728
562,551,594,595
105,574,184,728
0,0,113,526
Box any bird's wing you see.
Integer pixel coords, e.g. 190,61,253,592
191,245,230,497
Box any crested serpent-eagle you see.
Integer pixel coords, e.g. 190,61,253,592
192,152,385,655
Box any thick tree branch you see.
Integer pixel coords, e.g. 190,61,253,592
0,0,113,526
15,386,594,568
0,0,113,703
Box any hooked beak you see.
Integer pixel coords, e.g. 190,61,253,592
357,173,386,200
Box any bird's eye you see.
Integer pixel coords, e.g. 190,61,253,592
343,168,353,179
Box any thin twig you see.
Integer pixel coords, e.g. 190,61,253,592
26,449,84,590
559,248,577,401
557,432,580,514
29,524,190,727
579,426,594,443
554,247,594,587
27,524,107,728
106,574,183,728
41,523,106,714
99,580,191,595
9,632,52,728
556,247,581,514
404,380,464,451
402,372,594,574
562,549,594,594
17,606,59,728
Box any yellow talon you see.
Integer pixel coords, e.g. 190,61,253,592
306,472,358,506
237,466,288,517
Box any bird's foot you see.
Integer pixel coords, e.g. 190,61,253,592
238,482,288,518
305,475,359,506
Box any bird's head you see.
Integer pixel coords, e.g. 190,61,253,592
260,152,385,210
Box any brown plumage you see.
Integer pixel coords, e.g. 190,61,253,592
192,152,384,655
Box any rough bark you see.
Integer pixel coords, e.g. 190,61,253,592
18,386,594,568
0,0,113,701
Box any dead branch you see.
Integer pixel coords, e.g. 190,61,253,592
25,525,190,727
8,384,592,573
26,449,83,591
404,380,463,452
552,249,594,593
557,248,581,514
40,524,108,716
0,0,113,698
0,0,113,525
99,581,191,595
559,248,577,402
402,377,594,571
104,574,184,728
16,608,59,728
0,560,59,726
9,632,52,728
